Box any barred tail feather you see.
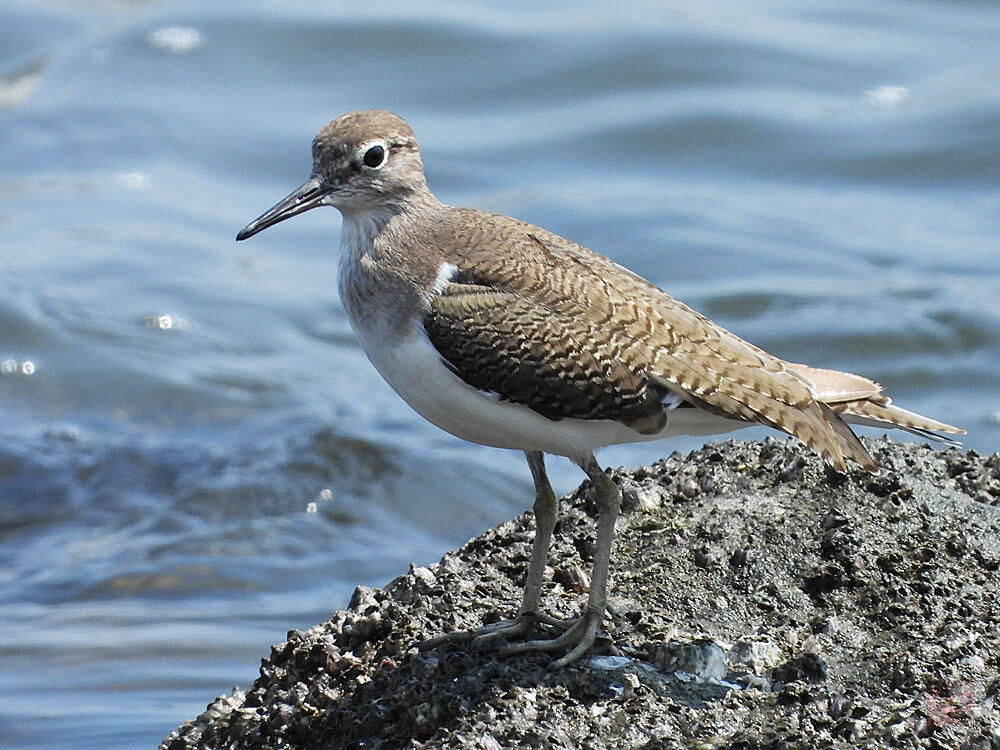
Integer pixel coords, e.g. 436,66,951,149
839,400,965,447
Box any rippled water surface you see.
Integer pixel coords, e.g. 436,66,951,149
2,1,999,746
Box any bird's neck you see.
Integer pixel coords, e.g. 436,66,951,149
339,204,400,260
339,189,443,255
337,191,450,343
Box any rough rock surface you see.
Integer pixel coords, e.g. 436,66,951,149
162,438,1000,749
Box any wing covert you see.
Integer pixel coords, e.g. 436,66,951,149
423,279,669,434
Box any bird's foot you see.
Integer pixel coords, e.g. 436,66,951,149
499,608,603,669
473,611,570,643
419,609,603,669
419,611,563,650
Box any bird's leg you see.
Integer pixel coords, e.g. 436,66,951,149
422,453,621,667
420,451,561,649
520,450,559,618
471,450,561,643
501,454,621,668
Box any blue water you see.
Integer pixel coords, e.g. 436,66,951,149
1,1,998,746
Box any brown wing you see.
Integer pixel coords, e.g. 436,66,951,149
424,278,670,435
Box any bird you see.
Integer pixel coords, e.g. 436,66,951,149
236,109,964,668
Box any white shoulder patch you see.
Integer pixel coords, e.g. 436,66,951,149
432,261,459,294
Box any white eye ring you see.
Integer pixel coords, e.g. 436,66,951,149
359,140,389,170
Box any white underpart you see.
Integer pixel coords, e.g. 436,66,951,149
365,326,749,464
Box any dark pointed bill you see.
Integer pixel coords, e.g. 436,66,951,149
236,176,326,241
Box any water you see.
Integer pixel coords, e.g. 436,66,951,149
1,1,998,746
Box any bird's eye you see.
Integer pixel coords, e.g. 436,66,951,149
362,145,387,169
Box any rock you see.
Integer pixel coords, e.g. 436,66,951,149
161,438,1000,749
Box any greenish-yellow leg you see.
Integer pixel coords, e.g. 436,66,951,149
422,452,621,669
420,450,560,648
500,454,621,668
468,450,562,643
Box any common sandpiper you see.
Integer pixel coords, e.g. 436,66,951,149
236,109,963,668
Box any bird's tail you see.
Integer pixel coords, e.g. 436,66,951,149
835,400,965,446
784,362,965,470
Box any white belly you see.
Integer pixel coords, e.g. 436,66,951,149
353,321,747,465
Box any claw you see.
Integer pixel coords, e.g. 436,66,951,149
470,614,535,645
418,612,541,651
498,609,603,668
420,609,604,668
